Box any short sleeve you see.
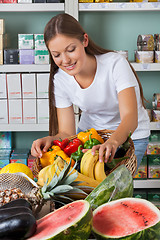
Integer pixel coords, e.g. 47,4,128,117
54,74,72,108
113,56,137,93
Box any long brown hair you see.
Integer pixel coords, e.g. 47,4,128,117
44,13,146,136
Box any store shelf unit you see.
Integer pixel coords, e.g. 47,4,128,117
134,179,160,189
0,3,64,12
0,124,49,132
79,2,160,12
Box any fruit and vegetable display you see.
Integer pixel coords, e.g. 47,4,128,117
0,128,152,240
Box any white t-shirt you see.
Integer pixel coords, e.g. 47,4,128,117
54,52,150,140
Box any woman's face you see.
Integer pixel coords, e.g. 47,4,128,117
48,33,88,76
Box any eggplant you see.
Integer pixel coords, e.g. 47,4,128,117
0,212,37,239
0,206,32,221
0,199,32,210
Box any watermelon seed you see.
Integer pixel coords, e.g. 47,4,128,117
121,202,148,226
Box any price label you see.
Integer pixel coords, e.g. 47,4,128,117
156,122,160,129
141,63,151,70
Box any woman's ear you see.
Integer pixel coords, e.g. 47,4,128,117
83,33,89,47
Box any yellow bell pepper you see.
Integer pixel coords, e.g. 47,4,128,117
77,128,104,145
40,145,69,167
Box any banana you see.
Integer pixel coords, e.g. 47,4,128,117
94,160,106,182
80,150,99,179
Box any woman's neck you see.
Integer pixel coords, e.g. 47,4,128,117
74,54,97,89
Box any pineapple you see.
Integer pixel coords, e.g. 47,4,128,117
0,158,90,214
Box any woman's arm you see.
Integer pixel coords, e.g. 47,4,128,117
92,87,138,163
31,105,76,158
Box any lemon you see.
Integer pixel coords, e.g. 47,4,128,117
0,163,34,180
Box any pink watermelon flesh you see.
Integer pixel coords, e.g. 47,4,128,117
93,198,160,237
29,200,88,239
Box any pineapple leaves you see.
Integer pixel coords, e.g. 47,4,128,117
61,172,78,185
50,185,73,194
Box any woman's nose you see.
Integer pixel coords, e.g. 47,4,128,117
61,53,70,64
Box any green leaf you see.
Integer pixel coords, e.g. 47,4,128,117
61,172,78,185
71,181,84,186
50,185,73,194
66,187,88,196
41,178,49,193
47,173,59,192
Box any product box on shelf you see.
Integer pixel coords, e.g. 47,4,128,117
133,190,147,200
8,99,22,124
35,50,49,64
18,0,32,2
0,19,5,35
27,154,36,171
0,74,7,99
33,0,46,3
3,0,17,2
147,141,160,155
0,159,10,170
0,34,8,50
152,110,160,122
36,73,49,98
37,98,49,124
22,99,36,124
10,157,27,165
0,132,12,149
0,100,8,124
6,73,22,99
134,155,147,179
34,34,47,50
22,73,36,98
148,155,160,179
18,34,34,50
0,50,3,65
19,49,35,64
148,191,160,210
4,49,19,64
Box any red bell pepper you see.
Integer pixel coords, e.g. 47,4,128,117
63,138,82,157
53,138,69,150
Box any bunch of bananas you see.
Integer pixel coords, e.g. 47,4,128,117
37,156,100,189
80,150,106,182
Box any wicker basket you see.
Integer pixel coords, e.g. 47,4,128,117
32,129,137,179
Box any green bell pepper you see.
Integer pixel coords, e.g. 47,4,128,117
84,134,101,149
70,145,83,161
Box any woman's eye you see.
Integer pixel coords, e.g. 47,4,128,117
53,54,60,58
68,47,75,53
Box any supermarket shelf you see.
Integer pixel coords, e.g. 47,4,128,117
0,64,50,73
79,2,160,12
0,124,49,132
131,63,160,71
150,122,160,131
0,3,64,12
134,179,160,189
1,63,160,73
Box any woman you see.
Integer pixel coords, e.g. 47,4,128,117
31,13,150,168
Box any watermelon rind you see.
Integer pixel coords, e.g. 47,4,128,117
92,198,160,240
28,200,92,240
85,165,133,210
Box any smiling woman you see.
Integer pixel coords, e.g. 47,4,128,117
31,13,150,170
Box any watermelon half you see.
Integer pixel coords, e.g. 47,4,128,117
92,198,160,240
28,200,92,240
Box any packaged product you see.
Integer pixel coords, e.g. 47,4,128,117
148,155,160,178
155,51,160,63
135,50,154,63
137,34,154,51
134,155,147,179
148,191,160,210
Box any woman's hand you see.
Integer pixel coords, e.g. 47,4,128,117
90,139,119,163
31,136,54,158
